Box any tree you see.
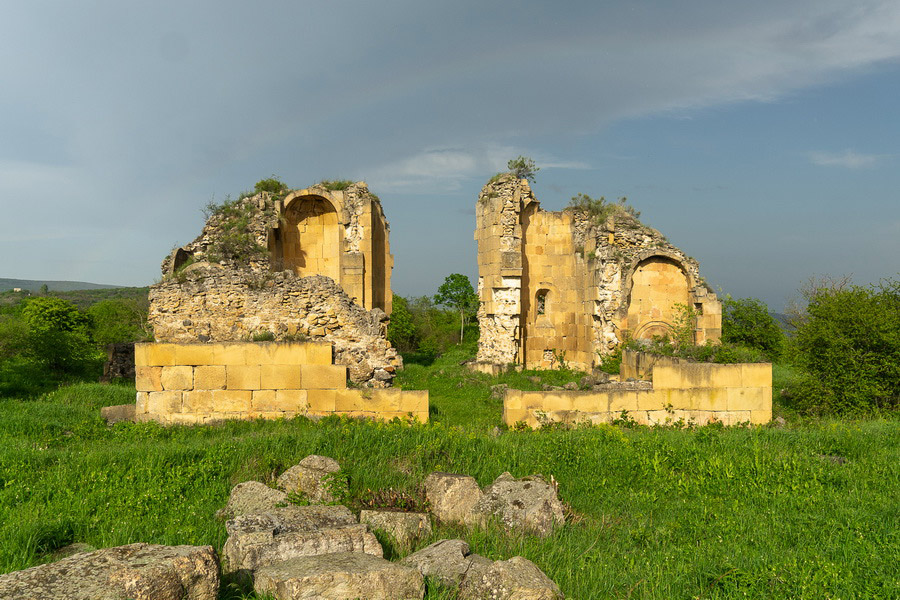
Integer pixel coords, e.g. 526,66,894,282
721,296,784,359
21,297,96,374
507,156,539,182
433,274,478,343
386,294,418,352
87,298,151,347
788,279,900,414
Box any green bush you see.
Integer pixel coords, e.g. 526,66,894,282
568,193,640,223
318,179,354,191
87,299,150,347
253,176,288,195
507,156,539,182
787,280,900,415
722,297,784,359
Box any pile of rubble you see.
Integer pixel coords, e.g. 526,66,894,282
0,455,566,599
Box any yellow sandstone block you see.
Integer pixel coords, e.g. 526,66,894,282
134,343,149,367
194,365,226,390
727,387,768,412
399,390,428,413
334,389,369,412
182,390,215,413
741,364,773,388
211,390,252,412
135,391,149,414
175,344,216,366
691,388,727,411
750,409,772,424
636,391,667,411
573,393,604,413
147,391,182,414
300,365,347,389
608,390,639,413
160,366,193,391
260,364,303,389
218,344,248,366
709,365,743,388
227,365,261,390
275,389,309,412
135,366,163,392
251,390,278,411
307,389,336,413
144,344,178,367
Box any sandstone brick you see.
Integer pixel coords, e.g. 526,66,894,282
307,389,336,413
251,390,278,412
194,365,226,390
226,365,261,390
147,391,182,414
144,344,178,366
135,366,163,392
183,390,215,413
300,365,346,389
275,389,309,412
175,344,216,366
260,364,302,389
160,366,193,391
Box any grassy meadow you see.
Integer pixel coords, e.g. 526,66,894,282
0,345,897,599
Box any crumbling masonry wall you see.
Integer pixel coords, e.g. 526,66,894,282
475,175,721,371
152,182,399,387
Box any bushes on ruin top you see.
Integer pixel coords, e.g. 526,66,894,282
507,156,539,182
568,193,641,225
318,179,354,191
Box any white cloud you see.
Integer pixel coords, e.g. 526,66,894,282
809,150,886,168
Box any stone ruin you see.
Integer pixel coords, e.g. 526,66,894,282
151,181,399,387
474,174,722,372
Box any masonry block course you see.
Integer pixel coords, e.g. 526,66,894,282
504,350,771,428
133,341,428,425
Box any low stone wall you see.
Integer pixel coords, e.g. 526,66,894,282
134,341,428,425
503,351,771,428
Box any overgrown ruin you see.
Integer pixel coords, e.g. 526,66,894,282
151,182,399,387
474,174,722,372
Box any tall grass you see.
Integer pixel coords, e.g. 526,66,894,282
0,371,897,598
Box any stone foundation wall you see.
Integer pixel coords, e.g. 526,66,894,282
503,351,771,428
149,272,400,387
134,341,428,425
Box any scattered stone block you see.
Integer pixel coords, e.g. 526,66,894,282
360,510,432,551
400,539,491,589
222,505,381,578
277,455,341,503
217,481,288,519
423,472,483,526
458,556,563,600
101,404,136,424
255,552,424,600
0,543,219,600
472,472,564,537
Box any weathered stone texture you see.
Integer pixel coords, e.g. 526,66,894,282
400,539,490,589
218,481,289,519
222,505,382,577
254,552,424,600
475,174,721,371
150,273,399,386
458,556,563,600
359,510,432,551
277,455,342,503
423,472,484,526
472,472,565,537
0,543,219,600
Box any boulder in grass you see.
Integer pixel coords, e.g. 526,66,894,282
458,556,563,600
277,455,342,503
471,472,564,537
359,510,432,551
216,481,288,520
0,543,219,600
400,539,491,589
255,552,424,600
423,472,483,526
222,505,381,578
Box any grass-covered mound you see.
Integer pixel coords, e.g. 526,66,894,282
0,348,897,599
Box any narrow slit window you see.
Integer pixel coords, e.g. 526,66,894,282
536,290,548,315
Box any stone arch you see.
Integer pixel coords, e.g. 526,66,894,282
281,195,341,281
623,254,691,341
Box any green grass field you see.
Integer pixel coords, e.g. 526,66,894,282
0,349,897,598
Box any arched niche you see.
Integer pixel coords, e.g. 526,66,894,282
281,195,341,281
624,255,690,340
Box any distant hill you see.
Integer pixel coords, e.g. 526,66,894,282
0,278,123,293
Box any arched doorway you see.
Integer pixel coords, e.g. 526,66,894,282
282,196,340,281
625,256,690,340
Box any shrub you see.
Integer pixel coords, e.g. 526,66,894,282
568,193,640,224
87,299,150,347
319,179,354,191
787,280,900,414
254,176,288,195
507,156,539,182
722,297,784,359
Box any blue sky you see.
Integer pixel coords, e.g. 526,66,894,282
1,1,898,310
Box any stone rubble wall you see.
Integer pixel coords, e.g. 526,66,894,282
475,174,722,372
149,270,400,386
134,341,428,425
503,351,771,428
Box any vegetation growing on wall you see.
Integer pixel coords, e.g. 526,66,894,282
568,193,641,224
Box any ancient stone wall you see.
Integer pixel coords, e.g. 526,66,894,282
503,351,771,428
134,341,428,425
150,271,399,386
475,174,721,371
152,181,398,387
